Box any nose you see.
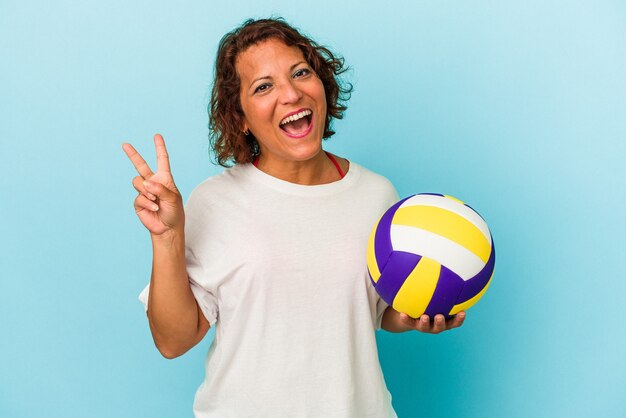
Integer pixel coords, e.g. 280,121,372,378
278,79,302,105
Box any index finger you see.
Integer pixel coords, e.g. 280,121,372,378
122,143,154,178
154,134,171,173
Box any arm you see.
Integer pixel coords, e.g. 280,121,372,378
381,306,466,334
123,134,210,359
147,228,210,359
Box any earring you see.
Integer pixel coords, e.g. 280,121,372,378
243,129,250,136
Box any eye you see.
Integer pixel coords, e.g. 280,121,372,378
293,68,311,78
254,83,271,94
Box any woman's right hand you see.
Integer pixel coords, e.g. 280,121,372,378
122,134,184,236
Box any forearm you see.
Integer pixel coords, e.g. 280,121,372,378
146,228,201,357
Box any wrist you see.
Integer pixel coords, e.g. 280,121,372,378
150,226,185,247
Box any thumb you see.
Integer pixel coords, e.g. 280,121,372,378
143,180,179,203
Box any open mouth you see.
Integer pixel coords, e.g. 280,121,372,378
279,109,313,137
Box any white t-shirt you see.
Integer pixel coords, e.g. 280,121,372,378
139,160,399,417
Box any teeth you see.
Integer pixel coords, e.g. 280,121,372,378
280,109,312,126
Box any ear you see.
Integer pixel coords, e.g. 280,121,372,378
240,117,249,134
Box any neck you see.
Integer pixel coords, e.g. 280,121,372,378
253,151,341,185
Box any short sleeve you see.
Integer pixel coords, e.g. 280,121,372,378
136,245,219,327
186,247,219,326
137,276,218,326
138,284,149,310
375,296,389,330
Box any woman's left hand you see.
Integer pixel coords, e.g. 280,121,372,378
381,307,466,333
402,311,465,334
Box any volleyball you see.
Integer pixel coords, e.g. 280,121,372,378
367,193,495,318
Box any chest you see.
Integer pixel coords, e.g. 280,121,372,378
214,193,378,315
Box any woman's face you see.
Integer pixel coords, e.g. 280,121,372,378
237,38,327,165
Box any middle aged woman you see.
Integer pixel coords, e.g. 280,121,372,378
123,18,466,418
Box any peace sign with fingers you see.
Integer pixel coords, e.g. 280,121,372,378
122,134,184,236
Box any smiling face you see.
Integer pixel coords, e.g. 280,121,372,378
237,38,327,167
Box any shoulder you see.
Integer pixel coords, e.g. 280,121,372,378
350,162,398,200
185,164,253,212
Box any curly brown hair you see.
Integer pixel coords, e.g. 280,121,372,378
208,17,353,166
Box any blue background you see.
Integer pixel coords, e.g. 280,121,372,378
2,1,625,417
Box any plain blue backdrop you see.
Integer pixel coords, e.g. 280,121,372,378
2,1,625,417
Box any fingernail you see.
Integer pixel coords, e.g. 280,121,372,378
147,193,156,201
143,180,153,189
151,203,159,211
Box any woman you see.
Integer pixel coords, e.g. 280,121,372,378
123,18,465,418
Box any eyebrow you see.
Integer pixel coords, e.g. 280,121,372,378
249,61,308,88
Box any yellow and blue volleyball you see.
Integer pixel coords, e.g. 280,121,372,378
367,193,495,318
